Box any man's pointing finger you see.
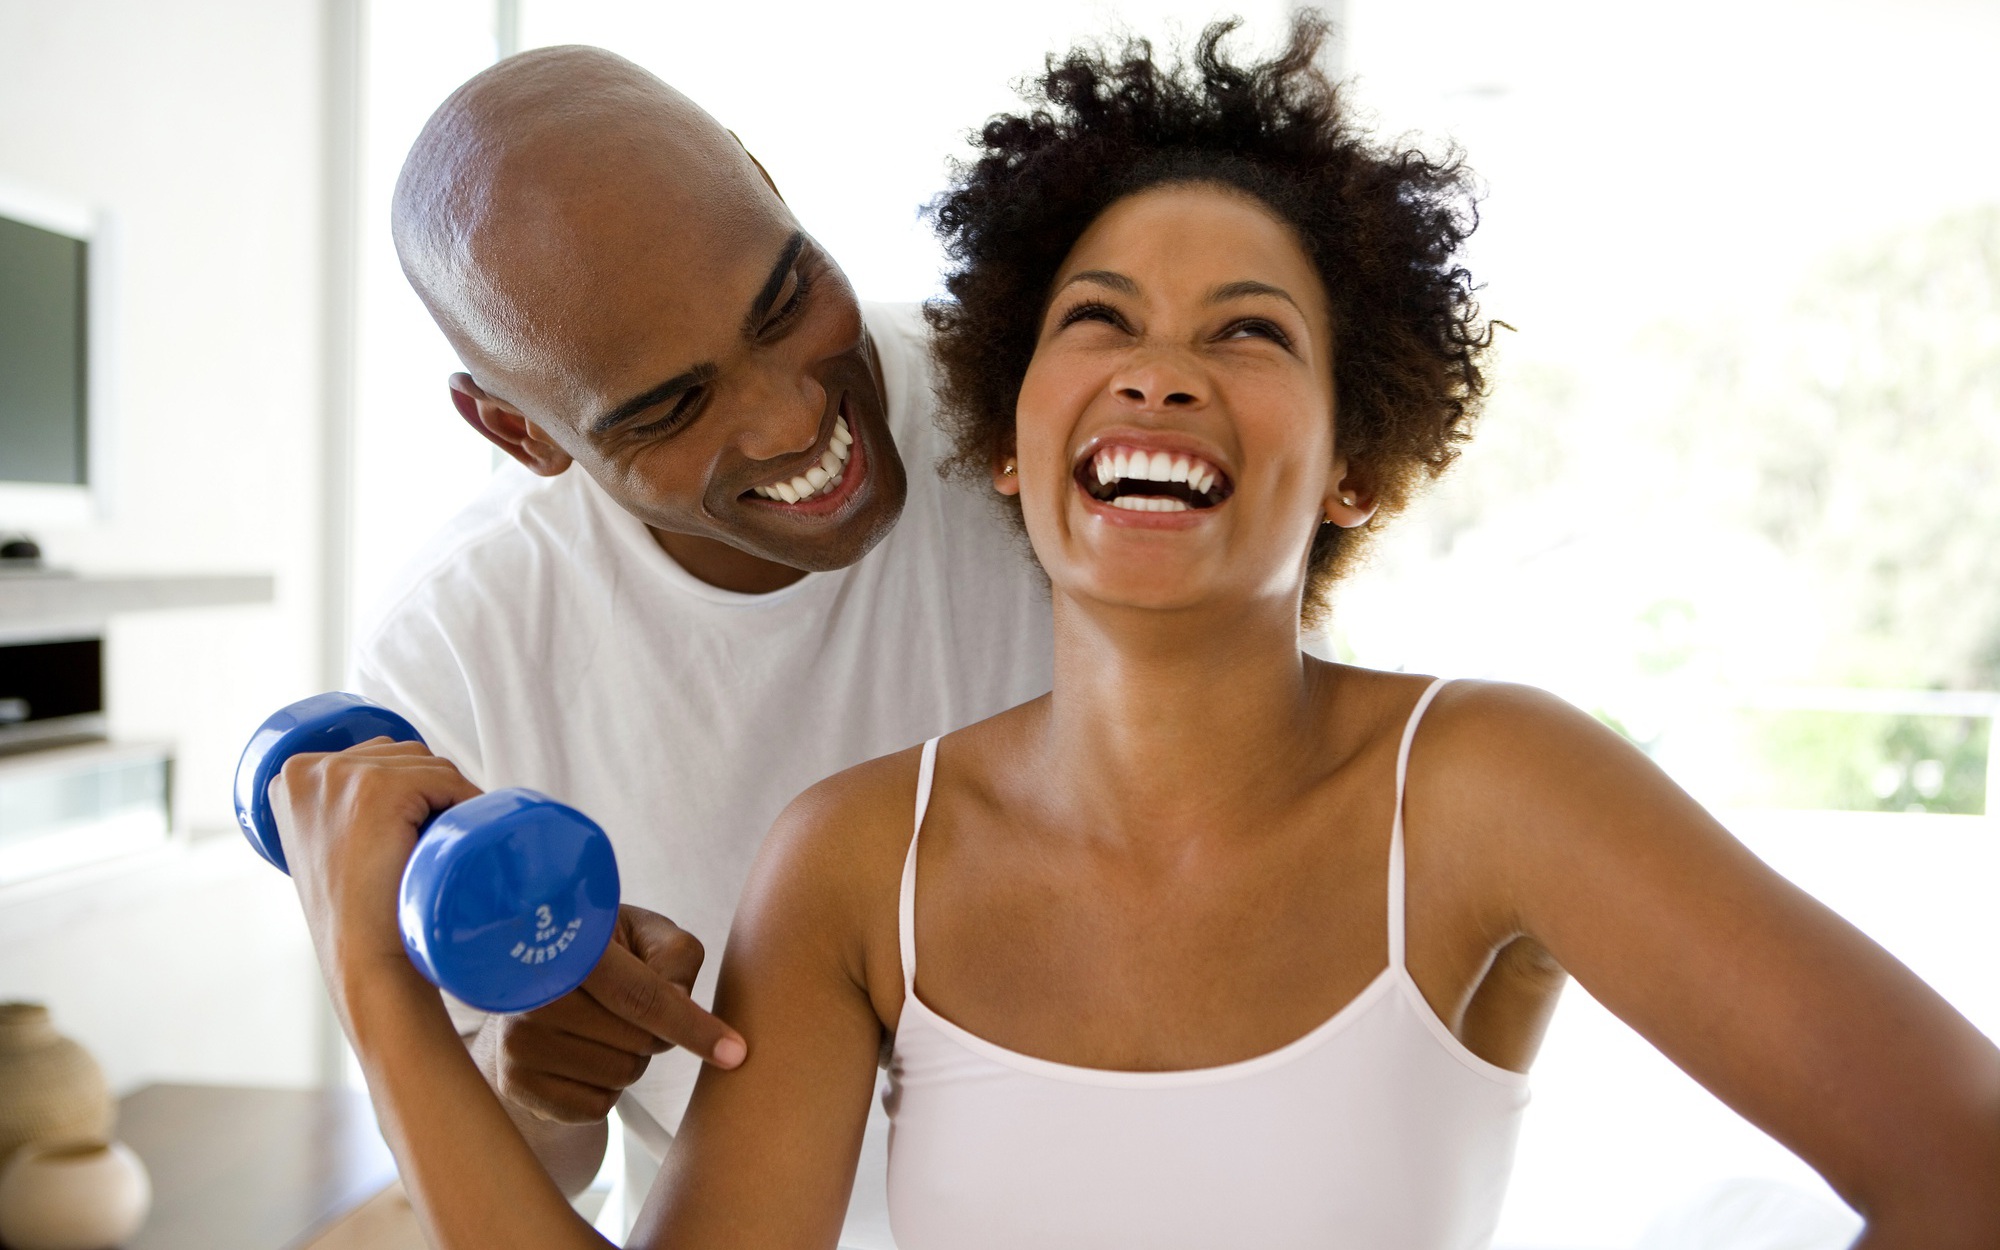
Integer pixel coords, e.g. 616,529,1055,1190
583,938,747,1069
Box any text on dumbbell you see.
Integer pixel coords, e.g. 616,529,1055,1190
510,916,584,964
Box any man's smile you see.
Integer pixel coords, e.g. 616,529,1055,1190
740,394,871,520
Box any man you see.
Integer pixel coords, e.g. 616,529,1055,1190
355,44,1051,1241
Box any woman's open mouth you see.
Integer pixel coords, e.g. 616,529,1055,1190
1074,444,1235,513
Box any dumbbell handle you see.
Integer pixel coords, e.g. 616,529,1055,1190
234,692,424,873
233,693,621,1014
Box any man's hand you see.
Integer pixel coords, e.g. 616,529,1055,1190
474,904,748,1125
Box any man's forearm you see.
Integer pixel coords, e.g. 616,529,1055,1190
467,1019,611,1199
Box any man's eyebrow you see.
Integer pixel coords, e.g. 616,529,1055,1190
591,363,718,437
741,232,809,338
589,233,809,438
1056,270,1140,297
1208,280,1302,313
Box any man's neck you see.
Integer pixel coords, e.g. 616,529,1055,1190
649,529,808,595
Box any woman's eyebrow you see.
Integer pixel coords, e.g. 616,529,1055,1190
1207,279,1300,312
1056,269,1139,297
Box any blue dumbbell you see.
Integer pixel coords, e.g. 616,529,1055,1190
233,692,620,1014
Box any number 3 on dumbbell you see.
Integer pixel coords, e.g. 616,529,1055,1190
232,692,621,1014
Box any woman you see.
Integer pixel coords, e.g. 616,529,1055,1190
280,16,2000,1249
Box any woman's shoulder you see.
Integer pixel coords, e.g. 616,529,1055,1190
1322,666,1639,839
1416,676,1632,776
1320,665,1611,757
751,744,929,905
1380,672,1703,895
727,744,932,1015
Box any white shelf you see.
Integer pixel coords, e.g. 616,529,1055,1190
0,572,274,629
0,739,174,888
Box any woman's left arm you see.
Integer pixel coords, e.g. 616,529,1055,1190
272,739,619,1249
1432,683,2000,1245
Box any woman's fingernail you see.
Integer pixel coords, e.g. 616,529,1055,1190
713,1036,747,1068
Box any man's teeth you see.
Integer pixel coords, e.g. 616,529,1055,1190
752,415,854,504
1089,447,1222,500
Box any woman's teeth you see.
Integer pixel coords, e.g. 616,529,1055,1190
753,415,854,504
1085,445,1228,508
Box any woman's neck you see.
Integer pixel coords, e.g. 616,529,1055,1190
1029,592,1333,847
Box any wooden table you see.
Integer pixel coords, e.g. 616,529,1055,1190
113,1083,417,1250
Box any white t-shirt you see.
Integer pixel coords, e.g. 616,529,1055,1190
353,302,1053,1242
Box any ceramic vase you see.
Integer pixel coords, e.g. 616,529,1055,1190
0,1140,152,1250
0,1003,113,1166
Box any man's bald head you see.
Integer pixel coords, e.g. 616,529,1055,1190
392,46,779,398
388,50,905,583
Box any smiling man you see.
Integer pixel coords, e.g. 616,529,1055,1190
354,45,1051,1242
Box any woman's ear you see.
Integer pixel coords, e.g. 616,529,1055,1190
1322,453,1378,528
992,451,1021,497
448,374,573,476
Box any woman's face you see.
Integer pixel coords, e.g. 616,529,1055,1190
1008,182,1362,621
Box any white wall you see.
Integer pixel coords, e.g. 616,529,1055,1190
0,841,323,1094
0,0,330,831
348,0,505,645
518,0,1296,304
0,0,334,1090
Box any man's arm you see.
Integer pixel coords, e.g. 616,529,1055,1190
464,905,740,1197
471,1060,609,1200
352,650,735,1197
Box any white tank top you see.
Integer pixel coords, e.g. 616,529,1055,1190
882,678,1529,1249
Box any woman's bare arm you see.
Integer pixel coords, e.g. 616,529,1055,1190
274,741,900,1249
630,760,914,1247
1425,683,2000,1245
274,741,613,1249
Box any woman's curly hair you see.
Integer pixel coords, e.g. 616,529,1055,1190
925,13,1492,626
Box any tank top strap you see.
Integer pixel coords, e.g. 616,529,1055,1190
1388,678,1452,969
898,737,943,990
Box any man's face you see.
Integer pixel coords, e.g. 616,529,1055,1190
462,150,907,574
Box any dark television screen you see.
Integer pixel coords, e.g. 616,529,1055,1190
0,213,88,486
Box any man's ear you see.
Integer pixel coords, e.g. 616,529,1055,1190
1322,452,1378,528
448,374,572,477
728,130,784,203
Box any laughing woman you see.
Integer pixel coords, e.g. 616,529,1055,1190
279,15,2000,1250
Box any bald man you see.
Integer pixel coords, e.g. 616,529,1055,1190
348,46,1050,1242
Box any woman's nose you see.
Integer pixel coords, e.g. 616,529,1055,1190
1111,351,1207,411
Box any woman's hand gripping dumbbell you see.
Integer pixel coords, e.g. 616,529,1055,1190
235,693,747,1136
234,693,623,1014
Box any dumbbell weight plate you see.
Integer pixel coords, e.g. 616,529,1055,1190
399,788,621,1015
234,692,425,873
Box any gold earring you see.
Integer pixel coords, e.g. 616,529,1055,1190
1340,493,1355,507
1002,462,1017,477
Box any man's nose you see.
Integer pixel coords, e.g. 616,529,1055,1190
1110,349,1208,412
734,361,827,462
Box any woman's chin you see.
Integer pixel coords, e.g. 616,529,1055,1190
1048,568,1242,620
